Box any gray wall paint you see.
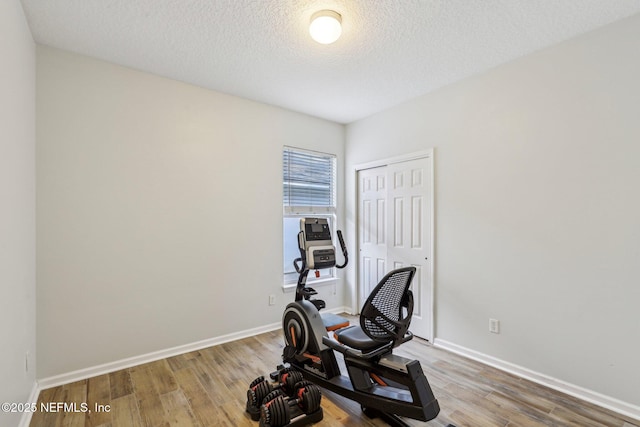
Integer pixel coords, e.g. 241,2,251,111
345,14,640,406
0,1,36,425
36,46,345,378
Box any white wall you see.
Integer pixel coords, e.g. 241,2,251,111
36,46,344,378
0,0,37,425
346,14,640,408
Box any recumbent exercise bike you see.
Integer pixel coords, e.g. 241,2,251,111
279,218,441,426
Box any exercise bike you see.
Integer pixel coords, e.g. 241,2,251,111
279,217,441,426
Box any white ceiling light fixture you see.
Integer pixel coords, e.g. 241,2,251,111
309,10,342,44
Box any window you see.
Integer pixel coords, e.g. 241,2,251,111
283,147,337,285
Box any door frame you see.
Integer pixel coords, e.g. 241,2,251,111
352,149,435,342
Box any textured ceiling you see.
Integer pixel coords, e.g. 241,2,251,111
20,0,640,123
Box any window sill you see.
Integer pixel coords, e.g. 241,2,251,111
282,277,338,293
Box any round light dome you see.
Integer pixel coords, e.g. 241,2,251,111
309,10,342,44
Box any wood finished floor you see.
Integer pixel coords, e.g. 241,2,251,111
30,328,639,427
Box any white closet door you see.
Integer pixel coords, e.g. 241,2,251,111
357,156,433,340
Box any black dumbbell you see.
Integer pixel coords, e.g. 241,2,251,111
246,376,267,419
260,382,322,427
246,370,304,412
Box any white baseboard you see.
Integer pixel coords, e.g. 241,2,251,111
36,306,351,391
332,305,354,316
37,321,281,390
434,338,640,422
18,381,39,427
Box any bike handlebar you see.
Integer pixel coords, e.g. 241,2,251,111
336,230,348,269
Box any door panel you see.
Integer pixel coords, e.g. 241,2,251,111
386,157,432,340
358,166,388,308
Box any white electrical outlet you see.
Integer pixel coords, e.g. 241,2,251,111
269,295,276,306
489,318,500,334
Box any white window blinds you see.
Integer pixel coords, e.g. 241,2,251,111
283,147,336,213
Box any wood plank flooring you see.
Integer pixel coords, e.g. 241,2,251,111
30,328,639,427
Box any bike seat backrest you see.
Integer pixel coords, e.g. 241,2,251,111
360,266,415,348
